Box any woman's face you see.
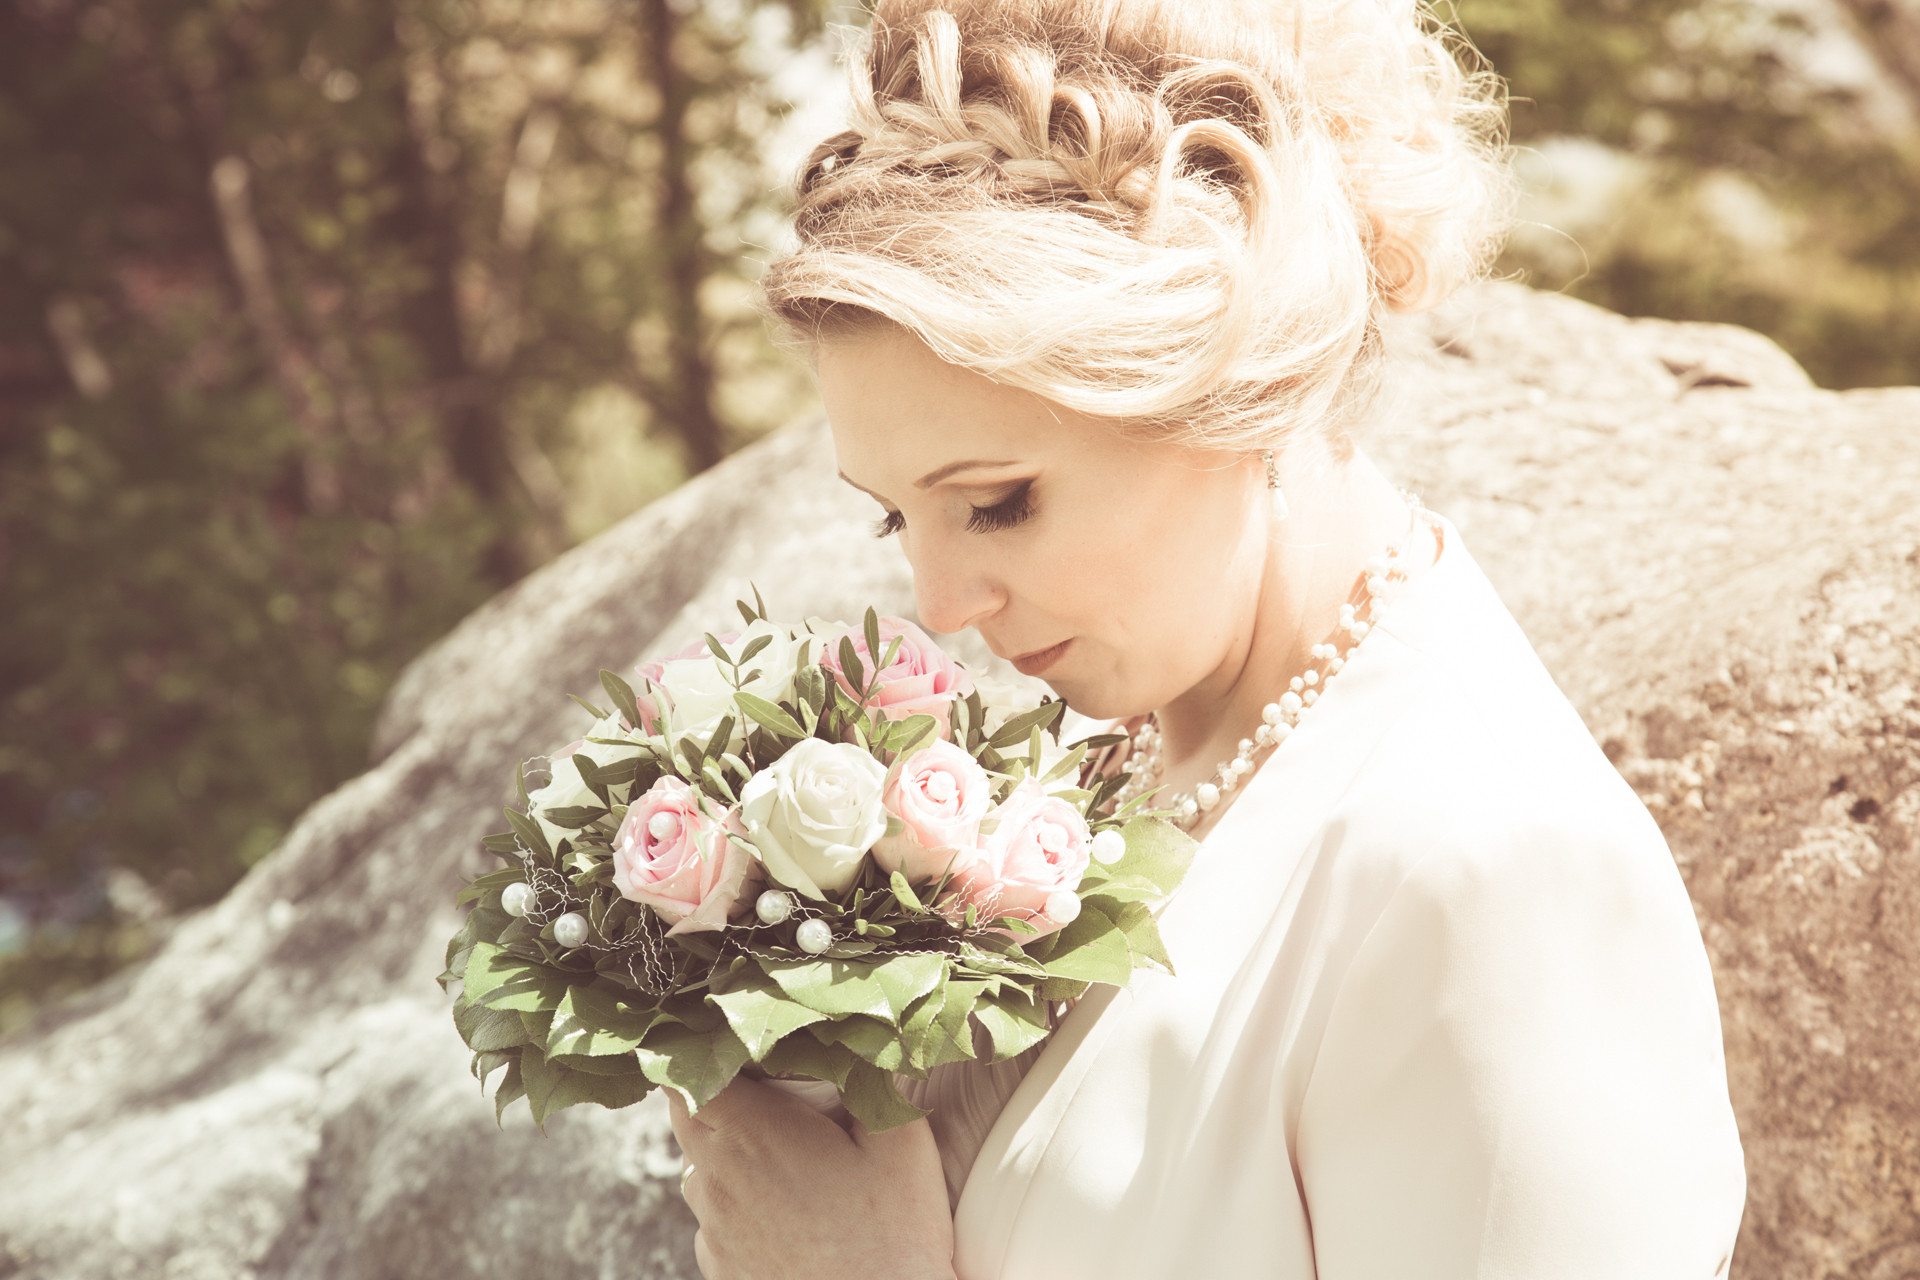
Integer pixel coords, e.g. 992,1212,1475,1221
818,325,1270,721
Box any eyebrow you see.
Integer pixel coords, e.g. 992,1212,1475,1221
836,458,1022,495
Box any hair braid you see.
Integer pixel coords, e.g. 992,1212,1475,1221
767,0,1512,453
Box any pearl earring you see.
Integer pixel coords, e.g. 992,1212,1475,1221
1262,449,1290,521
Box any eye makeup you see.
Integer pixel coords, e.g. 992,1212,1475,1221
868,480,1037,539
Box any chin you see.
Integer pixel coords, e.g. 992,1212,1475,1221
1048,682,1131,724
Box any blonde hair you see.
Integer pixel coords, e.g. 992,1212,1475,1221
762,0,1512,453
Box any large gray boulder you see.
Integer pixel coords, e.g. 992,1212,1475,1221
1,282,1915,1279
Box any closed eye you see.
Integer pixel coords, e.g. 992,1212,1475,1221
868,481,1036,539
964,481,1034,534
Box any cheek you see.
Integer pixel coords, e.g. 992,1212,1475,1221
1061,471,1262,697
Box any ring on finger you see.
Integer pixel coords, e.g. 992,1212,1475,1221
679,1162,696,1197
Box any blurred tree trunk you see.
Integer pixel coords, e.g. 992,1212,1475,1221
1833,0,1920,124
377,15,530,586
643,0,725,475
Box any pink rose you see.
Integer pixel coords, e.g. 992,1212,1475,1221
951,779,1091,939
875,741,992,882
819,617,973,739
611,777,757,936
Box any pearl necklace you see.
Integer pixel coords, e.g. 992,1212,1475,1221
1112,493,1436,831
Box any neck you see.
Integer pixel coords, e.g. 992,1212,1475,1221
1149,445,1422,771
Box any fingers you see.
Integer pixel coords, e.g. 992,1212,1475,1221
693,1227,718,1280
683,1073,762,1134
851,1113,937,1157
665,1088,711,1167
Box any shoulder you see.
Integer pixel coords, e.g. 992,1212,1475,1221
1328,526,1676,909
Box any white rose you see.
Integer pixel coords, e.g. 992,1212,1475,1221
528,714,638,849
646,620,814,749
738,739,889,900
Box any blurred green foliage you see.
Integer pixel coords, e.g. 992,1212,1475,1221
0,0,836,1028
1455,0,1920,389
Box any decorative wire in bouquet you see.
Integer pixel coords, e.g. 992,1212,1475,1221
443,592,1197,1133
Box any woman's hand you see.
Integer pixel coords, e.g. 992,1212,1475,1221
667,1076,957,1280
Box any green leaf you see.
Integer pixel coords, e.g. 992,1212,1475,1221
710,971,832,1062
704,632,735,666
465,942,572,1012
1074,874,1165,905
1039,740,1090,786
503,806,554,861
550,1052,647,1076
492,1057,526,1125
456,1000,534,1053
1037,902,1134,986
890,714,941,761
889,871,924,914
568,693,612,720
1104,817,1198,899
758,1032,856,1088
973,989,1051,1061
868,951,949,1020
987,700,1063,749
444,898,510,981
752,583,769,621
541,804,608,830
1108,898,1175,974
735,690,805,740
738,633,773,665
809,1013,908,1072
1035,975,1091,1004
955,938,1049,979
545,983,656,1057
519,1008,556,1042
862,608,884,674
522,1051,652,1127
577,754,639,798
756,956,896,1023
737,598,761,628
700,762,735,802
600,669,644,729
456,867,526,906
704,714,735,760
636,1020,752,1111
902,975,981,1072
795,664,828,715
840,1059,929,1134
1075,818,1197,906
837,636,865,696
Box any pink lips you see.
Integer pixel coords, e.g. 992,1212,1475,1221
1012,639,1070,677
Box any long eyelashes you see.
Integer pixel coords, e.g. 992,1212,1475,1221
964,482,1034,534
868,482,1036,539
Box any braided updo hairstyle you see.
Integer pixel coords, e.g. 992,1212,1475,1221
762,0,1511,454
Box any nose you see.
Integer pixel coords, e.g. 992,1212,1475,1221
906,533,1005,638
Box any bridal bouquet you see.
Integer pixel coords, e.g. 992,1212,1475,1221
442,594,1195,1133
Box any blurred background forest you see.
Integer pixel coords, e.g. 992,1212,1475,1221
2,0,1917,1030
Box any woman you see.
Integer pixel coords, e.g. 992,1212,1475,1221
666,2,1749,1277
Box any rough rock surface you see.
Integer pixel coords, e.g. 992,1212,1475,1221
1,282,1915,1279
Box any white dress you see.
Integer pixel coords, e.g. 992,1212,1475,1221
918,516,1748,1280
